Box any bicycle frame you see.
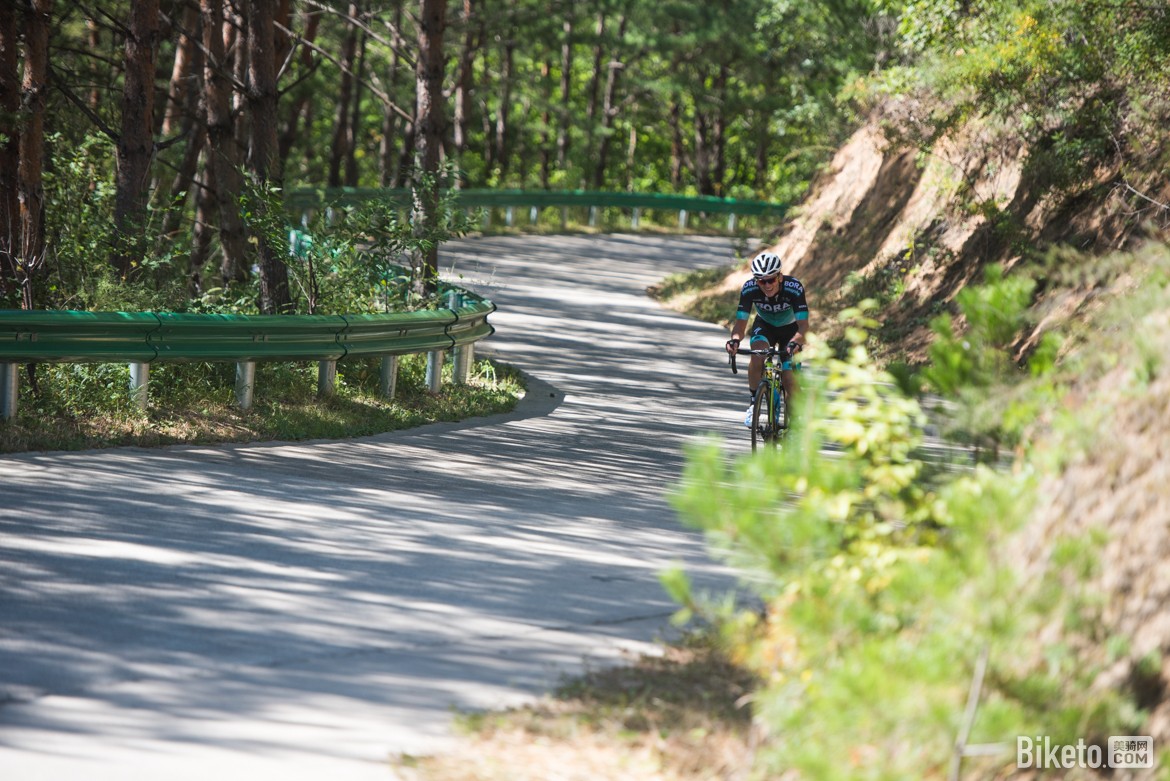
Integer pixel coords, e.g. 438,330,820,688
730,345,797,450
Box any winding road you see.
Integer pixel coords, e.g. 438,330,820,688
0,234,753,779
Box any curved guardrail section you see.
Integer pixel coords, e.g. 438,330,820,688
286,187,787,231
0,287,495,419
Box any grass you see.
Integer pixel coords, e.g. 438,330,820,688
0,354,525,453
397,635,760,781
646,263,744,331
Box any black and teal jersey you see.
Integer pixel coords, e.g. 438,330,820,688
735,275,809,328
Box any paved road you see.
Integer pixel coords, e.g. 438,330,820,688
0,234,752,779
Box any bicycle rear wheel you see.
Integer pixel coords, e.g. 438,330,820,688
751,381,774,451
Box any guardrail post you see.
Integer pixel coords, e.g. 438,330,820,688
589,206,598,228
380,355,399,399
235,361,256,410
727,212,737,232
631,207,640,229
505,206,514,227
129,362,150,410
454,343,473,384
1,363,18,420
529,206,538,225
426,350,444,393
561,206,568,230
679,209,688,230
317,360,337,397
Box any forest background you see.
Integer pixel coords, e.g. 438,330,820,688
0,0,884,317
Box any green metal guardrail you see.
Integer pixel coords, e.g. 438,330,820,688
285,187,788,231
0,287,494,419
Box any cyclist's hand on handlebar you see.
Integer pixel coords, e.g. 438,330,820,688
787,340,803,357
725,337,741,355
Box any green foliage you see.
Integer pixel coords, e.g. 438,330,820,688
671,305,1043,777
921,264,1035,395
2,356,523,453
279,166,477,314
867,0,1170,198
668,289,1158,777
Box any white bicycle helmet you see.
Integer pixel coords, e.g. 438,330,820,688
751,252,782,279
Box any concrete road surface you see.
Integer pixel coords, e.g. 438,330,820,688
0,234,753,779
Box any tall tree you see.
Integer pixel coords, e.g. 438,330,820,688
157,4,206,241
452,0,476,156
278,9,320,162
113,0,160,280
591,9,628,189
411,0,446,295
555,12,573,170
378,3,408,186
328,2,361,188
0,0,19,304
202,0,248,284
245,0,292,313
17,0,51,310
493,37,515,182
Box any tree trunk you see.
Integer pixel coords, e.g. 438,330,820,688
158,5,206,240
591,13,626,191
0,0,19,303
190,145,213,293
18,0,51,310
669,95,684,189
345,32,366,186
625,124,636,192
113,0,160,280
245,0,292,314
556,15,572,169
711,64,729,196
379,2,405,186
411,0,446,296
583,8,604,186
160,2,201,139
493,39,514,183
328,2,360,188
86,18,101,110
202,0,248,285
452,0,475,155
278,10,320,162
585,10,604,125
694,110,712,195
539,57,551,188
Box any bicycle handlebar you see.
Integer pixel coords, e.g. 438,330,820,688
728,344,801,375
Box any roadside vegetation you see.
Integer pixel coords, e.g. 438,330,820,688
405,0,1170,778
0,356,524,454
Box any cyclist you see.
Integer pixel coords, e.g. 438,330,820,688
723,251,809,427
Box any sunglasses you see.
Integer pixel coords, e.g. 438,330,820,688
756,274,780,285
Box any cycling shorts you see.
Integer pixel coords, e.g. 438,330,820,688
749,321,799,370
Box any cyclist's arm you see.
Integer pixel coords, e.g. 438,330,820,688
792,318,809,348
727,282,755,349
788,279,810,350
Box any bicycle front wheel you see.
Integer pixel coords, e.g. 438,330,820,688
774,386,789,440
751,381,774,451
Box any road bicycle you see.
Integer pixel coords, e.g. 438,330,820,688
730,343,801,451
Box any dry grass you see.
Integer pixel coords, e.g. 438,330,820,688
398,642,760,781
0,359,525,453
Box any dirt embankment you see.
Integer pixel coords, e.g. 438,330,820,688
736,105,1167,364
750,105,1170,774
